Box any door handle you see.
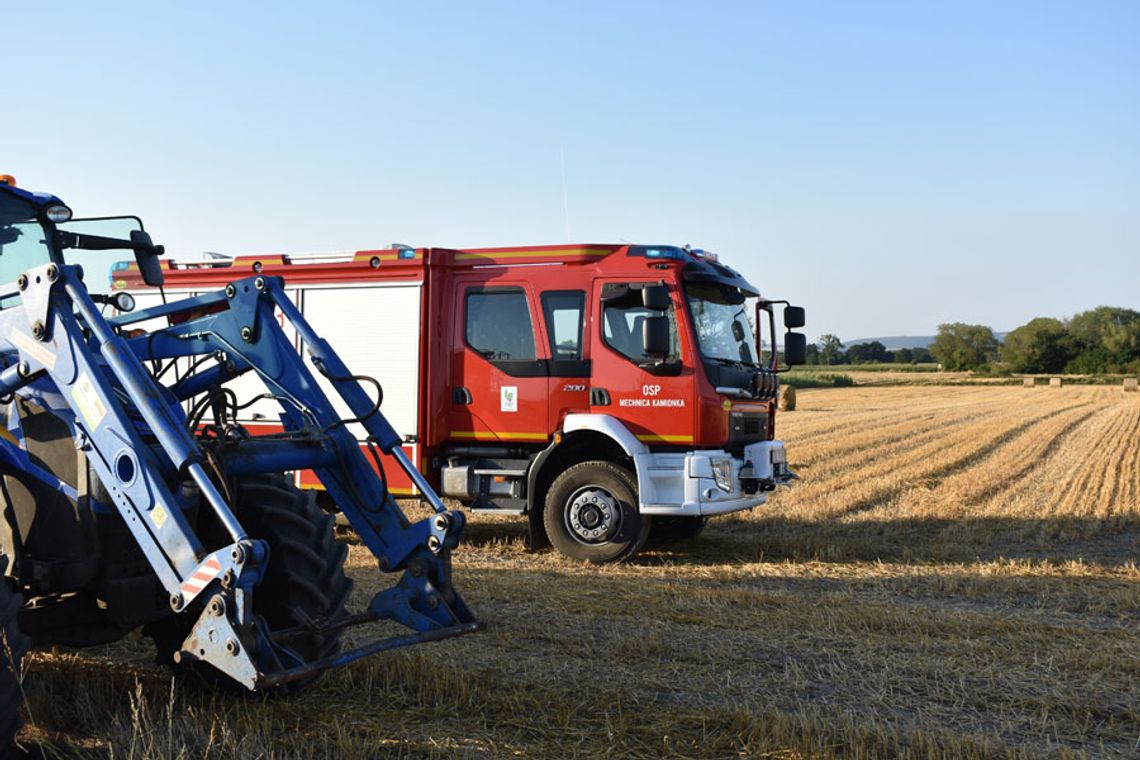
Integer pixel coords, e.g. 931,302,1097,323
590,388,610,406
453,387,473,405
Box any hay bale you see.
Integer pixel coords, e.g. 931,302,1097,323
778,385,797,411
1125,378,1138,392
1049,377,1063,388
1023,377,1035,388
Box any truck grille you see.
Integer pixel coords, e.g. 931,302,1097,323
729,412,767,445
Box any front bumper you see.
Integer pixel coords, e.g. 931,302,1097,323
634,440,795,517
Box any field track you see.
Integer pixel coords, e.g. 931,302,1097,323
17,385,1140,758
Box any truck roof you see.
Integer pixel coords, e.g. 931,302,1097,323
112,242,755,293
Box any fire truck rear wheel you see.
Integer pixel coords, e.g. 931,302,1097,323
543,461,650,563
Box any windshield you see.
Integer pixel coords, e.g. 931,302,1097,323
686,282,758,365
0,190,53,288
0,222,52,288
57,217,144,297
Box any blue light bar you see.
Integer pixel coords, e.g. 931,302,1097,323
627,245,687,260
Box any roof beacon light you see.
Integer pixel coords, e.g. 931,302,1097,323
692,248,719,262
0,175,16,187
390,242,417,260
45,204,73,223
628,245,687,261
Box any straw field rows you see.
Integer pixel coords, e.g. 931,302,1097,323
17,385,1140,758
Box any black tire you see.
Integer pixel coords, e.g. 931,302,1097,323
543,461,649,563
149,477,352,692
0,578,27,750
648,516,708,545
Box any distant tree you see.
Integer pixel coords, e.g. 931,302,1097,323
817,334,844,365
1065,306,1140,372
893,347,914,364
930,323,999,371
1001,317,1074,373
804,343,821,365
911,347,935,363
1065,346,1117,374
1068,307,1140,350
846,340,890,364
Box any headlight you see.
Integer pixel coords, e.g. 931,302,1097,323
44,204,72,223
112,292,136,313
711,457,734,492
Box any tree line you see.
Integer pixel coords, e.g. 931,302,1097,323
809,306,1140,373
804,336,935,366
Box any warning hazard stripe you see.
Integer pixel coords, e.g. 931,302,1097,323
180,555,223,598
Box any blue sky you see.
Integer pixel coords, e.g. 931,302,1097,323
5,1,1138,340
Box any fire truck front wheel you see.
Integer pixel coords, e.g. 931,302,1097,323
543,461,650,563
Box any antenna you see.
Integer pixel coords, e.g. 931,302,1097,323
560,144,571,242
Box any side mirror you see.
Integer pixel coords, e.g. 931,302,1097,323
130,229,165,287
784,305,806,329
641,284,670,311
731,320,745,342
643,315,671,357
784,331,807,366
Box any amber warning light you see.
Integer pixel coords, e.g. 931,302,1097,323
0,175,16,187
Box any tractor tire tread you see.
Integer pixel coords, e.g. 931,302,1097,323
0,580,28,750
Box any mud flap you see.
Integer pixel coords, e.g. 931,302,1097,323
525,507,551,551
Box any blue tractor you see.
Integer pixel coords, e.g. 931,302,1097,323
0,179,477,744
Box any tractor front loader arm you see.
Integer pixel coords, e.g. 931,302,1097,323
110,273,477,687
0,264,270,686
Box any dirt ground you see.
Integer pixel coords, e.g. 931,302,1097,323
16,385,1140,758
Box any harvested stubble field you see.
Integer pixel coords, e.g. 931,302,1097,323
16,385,1140,759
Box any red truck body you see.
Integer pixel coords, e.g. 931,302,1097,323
118,243,799,561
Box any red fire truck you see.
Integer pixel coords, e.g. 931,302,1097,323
117,244,806,562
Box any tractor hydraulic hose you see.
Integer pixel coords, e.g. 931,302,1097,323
317,368,383,432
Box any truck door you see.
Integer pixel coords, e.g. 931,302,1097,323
539,290,591,431
448,282,550,445
589,281,694,446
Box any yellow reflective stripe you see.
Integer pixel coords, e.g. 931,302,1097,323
451,431,549,441
352,252,423,262
298,482,416,496
635,434,695,444
0,428,17,445
455,248,610,261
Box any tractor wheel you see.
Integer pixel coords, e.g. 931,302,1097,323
543,461,650,563
0,578,27,750
648,516,709,545
149,476,352,692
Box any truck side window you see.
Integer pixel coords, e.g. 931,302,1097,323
602,289,680,364
540,290,585,360
465,289,536,361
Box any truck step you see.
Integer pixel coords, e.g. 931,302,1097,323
470,506,526,516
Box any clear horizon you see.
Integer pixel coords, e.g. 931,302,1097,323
5,2,1138,341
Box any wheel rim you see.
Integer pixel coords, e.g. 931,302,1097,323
565,485,622,545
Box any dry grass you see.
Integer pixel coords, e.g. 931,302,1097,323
16,386,1140,758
